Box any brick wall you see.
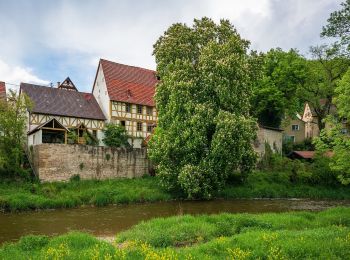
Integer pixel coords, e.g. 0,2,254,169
32,144,150,182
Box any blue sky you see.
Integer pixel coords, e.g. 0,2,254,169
0,0,342,92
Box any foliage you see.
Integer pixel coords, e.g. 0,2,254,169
297,45,350,130
0,177,174,212
149,18,258,198
321,0,350,54
102,123,130,148
67,130,78,144
83,131,99,146
335,67,350,118
282,138,314,156
0,90,32,178
67,129,98,146
1,208,350,259
314,117,350,185
1,171,350,212
252,48,307,128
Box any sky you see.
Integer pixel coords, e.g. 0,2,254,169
0,0,343,92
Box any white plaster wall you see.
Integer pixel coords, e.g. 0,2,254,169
97,130,105,146
28,130,42,146
128,138,143,148
254,127,282,156
92,64,110,121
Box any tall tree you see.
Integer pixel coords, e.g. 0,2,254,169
298,45,349,130
321,0,350,54
335,67,350,117
0,90,32,177
149,18,258,198
313,69,350,185
251,48,307,128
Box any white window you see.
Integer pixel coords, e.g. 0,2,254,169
292,125,300,131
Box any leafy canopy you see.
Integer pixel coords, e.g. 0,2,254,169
149,18,258,198
321,0,350,54
252,48,307,128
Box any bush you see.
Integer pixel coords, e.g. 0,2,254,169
102,123,130,148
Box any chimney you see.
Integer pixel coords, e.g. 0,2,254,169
57,82,61,88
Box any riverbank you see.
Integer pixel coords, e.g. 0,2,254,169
0,207,349,259
1,172,350,212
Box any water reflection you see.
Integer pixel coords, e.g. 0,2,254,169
1,199,349,244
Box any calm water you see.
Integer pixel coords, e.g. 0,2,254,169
1,199,349,244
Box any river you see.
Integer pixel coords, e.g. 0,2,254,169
1,199,349,244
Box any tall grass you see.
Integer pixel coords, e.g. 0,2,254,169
1,207,349,259
1,171,350,212
0,176,173,212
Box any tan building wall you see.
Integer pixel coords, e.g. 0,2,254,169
254,127,283,156
32,144,150,182
282,118,306,143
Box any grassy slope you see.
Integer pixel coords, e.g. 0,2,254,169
1,207,349,259
0,172,350,212
0,177,173,212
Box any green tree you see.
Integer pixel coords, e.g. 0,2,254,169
313,69,350,186
321,0,350,54
314,118,350,186
102,123,129,148
298,45,349,130
149,18,258,198
0,90,32,177
252,48,307,127
334,67,350,117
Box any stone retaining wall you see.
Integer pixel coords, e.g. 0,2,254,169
32,144,150,182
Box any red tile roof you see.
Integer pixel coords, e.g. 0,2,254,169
0,81,6,99
100,59,158,106
290,150,334,159
292,151,316,159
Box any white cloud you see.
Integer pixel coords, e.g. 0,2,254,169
0,59,49,91
0,0,343,89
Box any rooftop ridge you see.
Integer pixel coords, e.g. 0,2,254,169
100,58,156,73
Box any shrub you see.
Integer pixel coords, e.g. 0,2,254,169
102,123,130,148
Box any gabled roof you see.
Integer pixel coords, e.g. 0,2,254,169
28,118,69,135
58,77,78,91
20,83,106,120
99,59,158,106
0,81,6,99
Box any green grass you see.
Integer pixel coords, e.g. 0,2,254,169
1,171,350,212
220,171,350,200
1,207,349,259
0,176,173,212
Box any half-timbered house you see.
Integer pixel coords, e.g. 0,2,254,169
92,59,158,148
20,78,106,146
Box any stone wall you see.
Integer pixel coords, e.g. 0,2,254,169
32,144,150,182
